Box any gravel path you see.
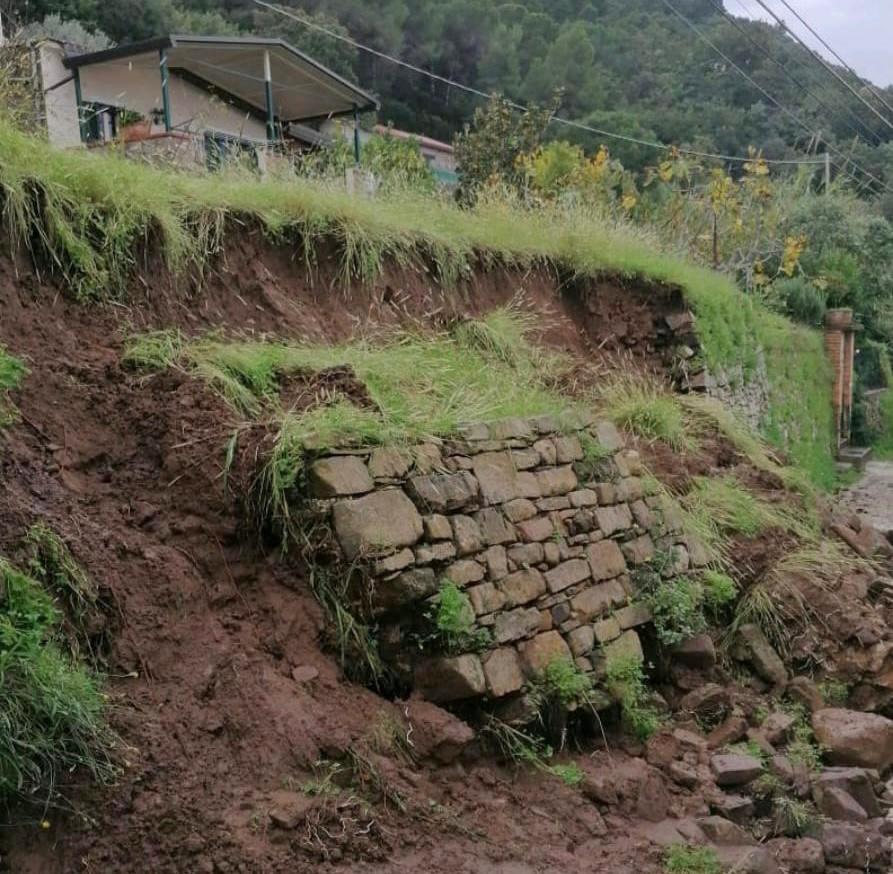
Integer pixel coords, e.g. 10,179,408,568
838,460,893,533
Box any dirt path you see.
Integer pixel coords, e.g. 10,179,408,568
839,460,893,534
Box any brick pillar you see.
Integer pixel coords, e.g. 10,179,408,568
824,308,853,449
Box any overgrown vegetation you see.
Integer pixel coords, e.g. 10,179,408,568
646,575,707,649
605,652,661,741
426,582,489,654
0,556,116,808
663,844,722,874
483,718,584,787
598,375,693,450
0,343,26,425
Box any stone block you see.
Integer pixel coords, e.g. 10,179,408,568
374,567,438,611
407,471,479,513
412,443,443,474
615,477,645,502
553,435,584,463
820,822,890,870
813,709,893,769
507,543,545,567
587,540,627,581
472,450,522,504
604,630,644,665
516,472,543,498
519,631,573,676
494,607,542,644
631,499,657,530
569,489,598,508
333,489,424,560
593,617,621,644
374,548,415,575
511,448,540,470
475,508,517,545
816,787,868,822
538,609,553,631
484,545,508,580
595,503,634,536
444,559,486,587
468,582,506,615
489,417,535,441
528,413,561,434
622,533,655,565
543,541,561,566
537,496,571,512
568,624,595,656
500,568,547,607
737,623,788,687
571,579,627,620
673,634,716,670
483,648,525,697
593,420,624,452
516,515,557,542
533,438,557,466
309,456,374,497
614,602,652,629
551,601,571,624
415,654,486,702
710,753,764,787
424,514,453,540
595,483,617,504
544,558,591,593
414,541,457,565
450,514,484,556
368,447,412,479
503,498,538,522
536,465,578,496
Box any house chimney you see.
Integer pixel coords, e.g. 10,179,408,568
824,308,857,449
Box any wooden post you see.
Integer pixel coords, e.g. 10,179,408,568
824,152,831,194
264,49,276,143
159,49,172,132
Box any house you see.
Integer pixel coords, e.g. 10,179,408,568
7,34,378,169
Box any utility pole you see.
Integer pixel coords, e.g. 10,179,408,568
824,151,831,195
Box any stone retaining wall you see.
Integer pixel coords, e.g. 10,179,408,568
305,413,708,706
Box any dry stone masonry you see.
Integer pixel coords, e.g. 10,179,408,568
305,413,708,706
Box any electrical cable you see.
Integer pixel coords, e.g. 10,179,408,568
254,0,827,168
749,0,893,136
704,0,881,147
657,0,890,195
775,0,893,121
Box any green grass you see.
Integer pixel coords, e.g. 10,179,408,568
428,581,489,654
873,390,893,459
605,652,661,740
540,658,592,706
599,375,693,450
0,120,835,484
646,577,708,647
664,845,722,874
0,557,116,807
0,343,26,425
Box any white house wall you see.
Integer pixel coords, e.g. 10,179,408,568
78,61,267,142
38,42,81,148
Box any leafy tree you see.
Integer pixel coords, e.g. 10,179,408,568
19,14,111,51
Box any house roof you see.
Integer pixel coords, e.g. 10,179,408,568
372,125,454,155
64,34,378,123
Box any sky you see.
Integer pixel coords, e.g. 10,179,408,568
732,0,893,87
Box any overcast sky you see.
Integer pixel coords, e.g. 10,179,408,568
732,0,893,87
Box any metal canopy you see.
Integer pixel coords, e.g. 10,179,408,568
64,35,378,123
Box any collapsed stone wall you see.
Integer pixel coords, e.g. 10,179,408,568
303,413,709,707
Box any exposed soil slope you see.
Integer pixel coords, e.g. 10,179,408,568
0,248,687,874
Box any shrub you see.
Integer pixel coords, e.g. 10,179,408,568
647,577,707,647
772,276,827,326
598,374,693,450
605,653,661,740
0,558,115,806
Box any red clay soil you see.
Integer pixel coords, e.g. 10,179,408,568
0,246,690,874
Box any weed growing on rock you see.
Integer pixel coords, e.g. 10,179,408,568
0,557,116,807
483,718,586,787
646,577,707,647
122,329,183,371
818,679,849,707
701,570,738,616
540,658,592,707
772,795,820,838
548,762,584,786
428,582,489,654
574,432,613,482
605,653,661,740
663,844,722,874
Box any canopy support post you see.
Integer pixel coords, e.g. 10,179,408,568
353,104,361,165
264,50,276,143
159,49,172,132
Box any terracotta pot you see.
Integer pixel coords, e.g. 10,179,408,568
825,308,853,330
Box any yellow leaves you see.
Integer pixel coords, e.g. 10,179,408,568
753,261,770,287
708,169,736,209
621,193,638,211
743,147,770,177
658,160,674,183
781,234,808,277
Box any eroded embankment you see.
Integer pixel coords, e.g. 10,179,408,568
3,232,893,874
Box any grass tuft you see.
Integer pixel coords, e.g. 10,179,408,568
605,652,661,740
664,845,722,874
0,557,116,807
0,343,26,425
598,374,693,450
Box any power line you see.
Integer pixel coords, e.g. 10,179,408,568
254,0,826,168
658,0,890,195
750,0,893,137
704,0,881,146
775,0,893,122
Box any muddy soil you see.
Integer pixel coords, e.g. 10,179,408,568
839,461,893,535
0,246,688,874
